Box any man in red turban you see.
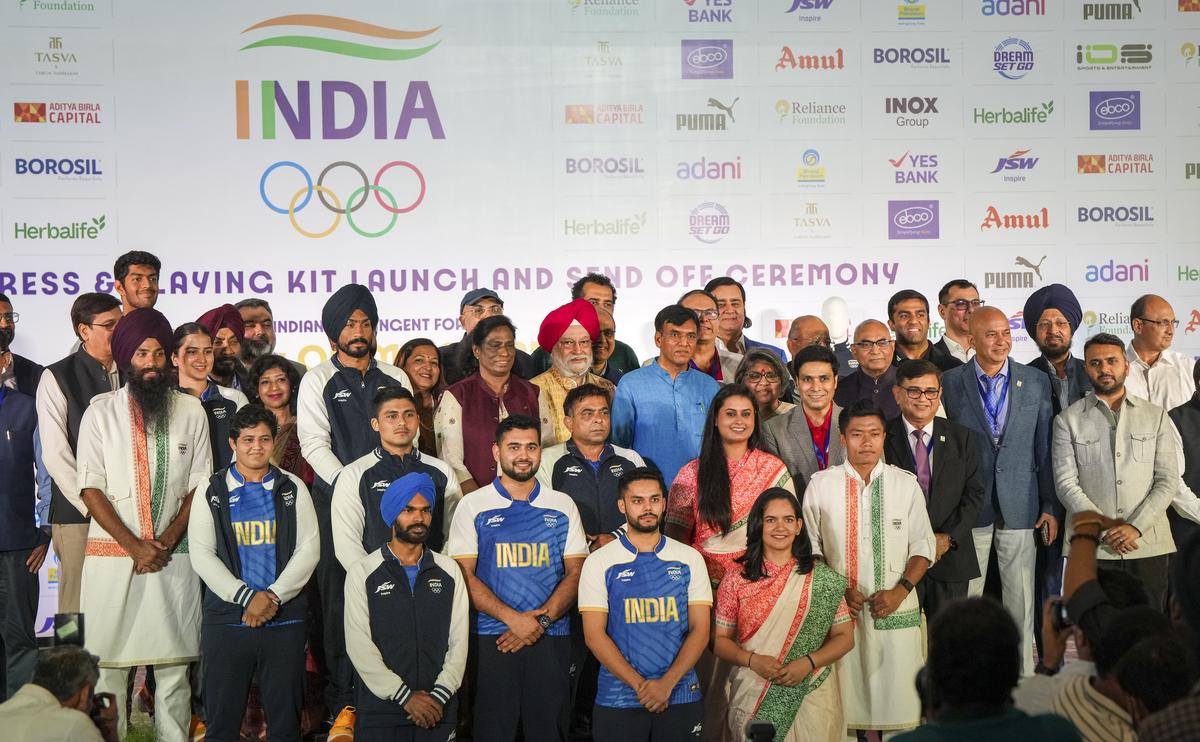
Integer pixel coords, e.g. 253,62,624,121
197,304,245,391
531,299,614,444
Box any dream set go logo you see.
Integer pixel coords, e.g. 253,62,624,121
259,160,426,238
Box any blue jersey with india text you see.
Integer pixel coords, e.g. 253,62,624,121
447,479,588,636
578,533,712,709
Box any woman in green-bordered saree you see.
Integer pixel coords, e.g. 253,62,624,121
713,488,854,742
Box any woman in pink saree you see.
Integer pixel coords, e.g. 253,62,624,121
714,488,855,742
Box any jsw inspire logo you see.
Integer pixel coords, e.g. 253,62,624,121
235,15,445,140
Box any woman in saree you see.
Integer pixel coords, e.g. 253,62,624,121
665,383,795,585
248,353,314,486
714,488,855,742
665,383,794,740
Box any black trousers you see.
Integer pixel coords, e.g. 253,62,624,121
201,622,306,742
0,548,39,701
474,634,571,742
918,576,968,621
592,701,703,742
314,500,353,712
1107,554,1170,612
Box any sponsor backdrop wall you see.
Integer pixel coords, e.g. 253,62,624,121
5,0,1200,627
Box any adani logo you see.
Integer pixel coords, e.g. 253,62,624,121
235,16,445,140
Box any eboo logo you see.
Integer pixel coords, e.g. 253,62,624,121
1088,91,1140,131
887,200,939,240
681,39,733,79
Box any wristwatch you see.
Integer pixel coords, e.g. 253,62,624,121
898,578,915,593
537,613,553,629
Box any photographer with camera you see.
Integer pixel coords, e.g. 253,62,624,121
0,645,118,742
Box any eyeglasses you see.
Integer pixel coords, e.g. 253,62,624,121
466,304,504,318
690,308,719,321
852,338,893,351
0,312,19,324
946,299,985,312
556,339,591,351
86,320,118,331
744,371,782,384
900,386,941,400
1035,319,1071,332
1137,317,1179,329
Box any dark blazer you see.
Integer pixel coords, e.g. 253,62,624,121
885,416,984,582
1028,355,1092,416
10,353,43,396
942,359,1057,530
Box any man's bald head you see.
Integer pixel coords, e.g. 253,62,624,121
851,320,893,377
969,306,1008,335
787,315,830,356
969,307,1012,366
1130,294,1177,354
854,319,890,342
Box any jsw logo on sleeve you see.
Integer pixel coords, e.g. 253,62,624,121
564,465,584,475
616,568,636,581
372,480,391,491
375,581,395,595
332,389,352,402
485,515,505,527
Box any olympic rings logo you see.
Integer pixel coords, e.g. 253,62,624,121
259,161,426,238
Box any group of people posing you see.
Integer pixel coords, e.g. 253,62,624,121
0,248,1198,742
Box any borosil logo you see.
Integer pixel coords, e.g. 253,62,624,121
887,200,939,240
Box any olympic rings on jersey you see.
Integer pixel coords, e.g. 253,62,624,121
259,160,427,238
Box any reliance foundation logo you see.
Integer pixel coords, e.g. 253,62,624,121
682,40,733,80
888,200,939,240
18,0,96,11
13,214,106,240
775,98,848,126
569,0,641,16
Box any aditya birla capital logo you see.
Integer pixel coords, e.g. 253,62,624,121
234,16,446,140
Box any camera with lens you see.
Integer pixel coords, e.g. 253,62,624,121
745,720,775,742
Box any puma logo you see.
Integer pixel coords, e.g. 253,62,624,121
707,97,739,123
1015,255,1046,281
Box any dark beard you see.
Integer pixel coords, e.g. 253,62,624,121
127,367,173,418
338,337,375,359
392,523,429,545
0,326,12,349
628,514,661,534
500,463,537,482
213,355,238,378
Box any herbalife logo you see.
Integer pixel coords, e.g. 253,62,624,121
564,212,646,237
13,214,105,239
973,100,1054,125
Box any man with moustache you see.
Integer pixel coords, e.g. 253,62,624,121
440,288,535,386
802,401,935,734
345,472,469,742
0,293,43,395
235,298,306,378
188,405,319,742
884,360,983,619
761,344,846,489
332,386,460,568
75,307,212,742
532,274,641,377
942,306,1057,677
888,289,962,373
111,251,161,314
37,292,123,613
1053,333,1179,609
834,319,901,420
447,415,589,740
933,279,981,364
704,276,787,361
197,304,247,393
678,290,741,383
579,467,712,742
297,284,412,724
1024,285,1091,416
785,315,831,358
532,299,615,445
591,309,625,386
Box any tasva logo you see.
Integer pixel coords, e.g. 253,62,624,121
981,0,1044,15
884,96,938,128
1077,206,1154,224
233,80,445,140
15,157,102,177
676,156,741,180
565,157,645,176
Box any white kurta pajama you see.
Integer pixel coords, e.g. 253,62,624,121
75,388,212,742
802,461,935,733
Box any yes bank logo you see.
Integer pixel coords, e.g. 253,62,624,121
684,0,734,23
888,150,939,184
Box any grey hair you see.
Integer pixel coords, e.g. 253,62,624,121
33,646,100,701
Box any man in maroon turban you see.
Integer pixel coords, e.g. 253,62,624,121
197,304,245,391
75,305,213,741
531,299,614,444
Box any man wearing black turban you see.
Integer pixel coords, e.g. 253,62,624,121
1023,284,1092,416
295,284,412,724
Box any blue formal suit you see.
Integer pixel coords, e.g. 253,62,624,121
941,359,1057,530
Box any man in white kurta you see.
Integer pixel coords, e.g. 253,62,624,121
803,405,935,734
74,307,212,742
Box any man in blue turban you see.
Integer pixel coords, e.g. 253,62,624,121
1023,284,1090,415
343,471,468,741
